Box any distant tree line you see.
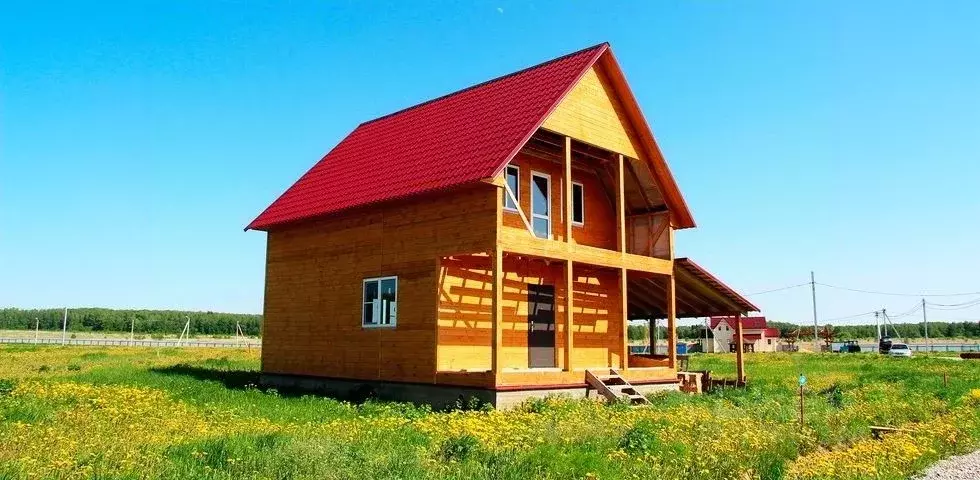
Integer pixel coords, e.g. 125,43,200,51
0,308,261,336
628,320,980,342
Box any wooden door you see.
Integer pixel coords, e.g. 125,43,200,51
527,284,556,368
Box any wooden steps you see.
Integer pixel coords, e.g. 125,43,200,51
585,369,650,405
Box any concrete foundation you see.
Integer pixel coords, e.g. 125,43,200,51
260,373,679,410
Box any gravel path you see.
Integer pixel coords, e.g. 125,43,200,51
917,450,980,479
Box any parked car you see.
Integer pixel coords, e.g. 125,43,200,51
839,340,861,353
878,336,893,354
887,343,913,357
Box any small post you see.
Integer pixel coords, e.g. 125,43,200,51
798,374,807,428
61,307,68,345
943,371,948,389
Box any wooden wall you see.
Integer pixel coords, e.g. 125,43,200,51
437,256,623,372
502,151,617,250
262,184,497,384
540,64,643,159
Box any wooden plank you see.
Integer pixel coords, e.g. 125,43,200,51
620,267,628,369
666,274,677,369
734,312,745,382
490,245,503,376
499,227,671,274
564,259,574,371
564,136,573,242
616,154,626,253
503,179,534,236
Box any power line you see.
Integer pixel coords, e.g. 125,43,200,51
822,310,877,322
926,298,980,308
746,283,809,296
816,282,980,298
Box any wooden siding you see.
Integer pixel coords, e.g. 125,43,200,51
541,65,642,159
437,255,623,373
262,185,497,384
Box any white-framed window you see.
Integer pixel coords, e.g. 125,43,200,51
362,276,398,328
504,165,520,211
530,171,551,239
571,182,584,226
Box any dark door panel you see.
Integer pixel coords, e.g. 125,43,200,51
528,284,556,368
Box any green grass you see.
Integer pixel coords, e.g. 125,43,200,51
1,346,979,479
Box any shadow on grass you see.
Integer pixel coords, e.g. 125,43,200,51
149,364,376,403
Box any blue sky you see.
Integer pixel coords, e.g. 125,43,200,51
2,2,978,326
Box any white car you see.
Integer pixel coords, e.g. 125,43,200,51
888,343,913,357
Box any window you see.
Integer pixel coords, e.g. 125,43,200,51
767,339,772,345
503,165,520,211
362,276,397,327
530,172,551,239
571,182,584,226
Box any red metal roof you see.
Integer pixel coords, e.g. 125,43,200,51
247,44,607,231
247,43,696,231
710,315,768,330
764,328,781,338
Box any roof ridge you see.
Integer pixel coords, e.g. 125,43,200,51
359,42,609,127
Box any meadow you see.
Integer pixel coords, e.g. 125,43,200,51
1,346,979,479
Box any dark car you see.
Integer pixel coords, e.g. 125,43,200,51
839,340,861,353
878,336,893,354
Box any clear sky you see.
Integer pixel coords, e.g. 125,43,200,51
2,2,978,326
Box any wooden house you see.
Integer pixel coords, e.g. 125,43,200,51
247,43,758,408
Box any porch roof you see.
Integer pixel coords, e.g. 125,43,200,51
627,258,759,319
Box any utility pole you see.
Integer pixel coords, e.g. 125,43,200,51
34,317,39,344
810,271,819,352
922,298,929,351
883,308,889,337
875,311,881,342
61,307,68,345
130,317,136,346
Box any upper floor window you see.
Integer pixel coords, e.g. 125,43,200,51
571,182,584,226
531,172,551,239
504,165,520,211
363,276,397,327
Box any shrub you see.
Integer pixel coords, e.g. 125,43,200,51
618,420,660,455
439,434,481,462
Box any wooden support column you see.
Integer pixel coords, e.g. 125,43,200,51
616,154,626,253
491,245,503,375
564,259,574,371
734,312,746,384
666,274,677,370
491,186,504,377
564,136,573,242
620,267,629,369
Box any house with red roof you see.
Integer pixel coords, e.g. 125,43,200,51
248,43,757,408
704,316,781,353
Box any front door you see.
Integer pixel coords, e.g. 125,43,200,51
527,284,556,368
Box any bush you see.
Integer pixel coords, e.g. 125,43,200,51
439,434,480,462
618,420,660,454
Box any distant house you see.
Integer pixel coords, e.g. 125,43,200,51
703,316,780,353
247,43,758,408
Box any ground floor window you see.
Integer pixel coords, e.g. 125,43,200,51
363,276,398,327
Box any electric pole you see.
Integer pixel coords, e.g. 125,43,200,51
61,307,68,345
922,298,929,351
874,311,881,341
810,271,819,352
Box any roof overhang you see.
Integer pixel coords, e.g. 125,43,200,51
628,257,759,319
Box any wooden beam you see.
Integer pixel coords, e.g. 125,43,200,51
623,156,655,210
491,245,503,376
616,154,626,254
734,312,745,383
564,259,574,372
499,227,672,274
564,136,573,242
502,181,534,236
620,267,629,369
666,274,677,370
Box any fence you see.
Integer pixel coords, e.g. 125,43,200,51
0,337,260,349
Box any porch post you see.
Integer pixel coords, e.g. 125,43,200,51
620,267,629,369
734,312,745,384
616,154,626,253
491,245,503,375
564,136,573,242
564,259,574,371
667,274,677,369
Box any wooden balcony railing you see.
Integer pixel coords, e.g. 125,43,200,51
626,211,670,259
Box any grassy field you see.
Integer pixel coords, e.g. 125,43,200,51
1,347,979,479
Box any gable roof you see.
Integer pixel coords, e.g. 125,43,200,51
247,43,694,231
